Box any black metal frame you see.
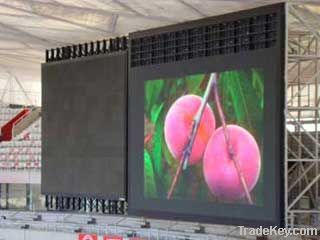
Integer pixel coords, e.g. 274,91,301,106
45,36,128,63
45,194,127,214
43,36,129,215
127,3,285,227
130,11,277,67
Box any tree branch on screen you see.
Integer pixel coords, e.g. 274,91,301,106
212,73,253,205
167,73,214,199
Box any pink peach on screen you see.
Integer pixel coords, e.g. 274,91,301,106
164,94,216,165
203,125,261,201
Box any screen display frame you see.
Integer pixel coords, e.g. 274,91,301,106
127,3,285,227
41,52,128,200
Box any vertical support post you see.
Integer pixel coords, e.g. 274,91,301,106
285,2,289,228
5,183,9,209
314,35,319,208
26,184,31,211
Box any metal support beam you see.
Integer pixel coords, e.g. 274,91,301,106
286,2,320,227
288,174,320,210
5,184,8,210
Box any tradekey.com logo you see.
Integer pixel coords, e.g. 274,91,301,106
239,226,318,237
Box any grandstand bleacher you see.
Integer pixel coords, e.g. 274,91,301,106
0,101,41,184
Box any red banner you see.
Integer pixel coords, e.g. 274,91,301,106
103,236,123,240
78,234,98,240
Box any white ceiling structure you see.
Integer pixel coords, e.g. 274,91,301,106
0,0,319,105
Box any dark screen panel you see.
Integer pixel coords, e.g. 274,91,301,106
128,4,285,227
42,52,127,199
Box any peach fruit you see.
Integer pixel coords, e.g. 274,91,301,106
164,94,216,165
203,125,261,201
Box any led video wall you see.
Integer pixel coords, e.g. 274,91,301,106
128,4,285,227
42,52,127,199
144,69,264,204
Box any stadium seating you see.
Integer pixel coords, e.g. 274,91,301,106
0,102,41,169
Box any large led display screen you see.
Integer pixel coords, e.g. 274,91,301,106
128,4,285,227
42,52,127,199
144,69,264,205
